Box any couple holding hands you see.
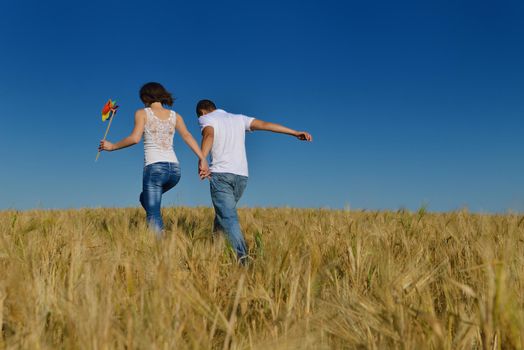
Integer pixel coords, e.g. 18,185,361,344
99,82,312,263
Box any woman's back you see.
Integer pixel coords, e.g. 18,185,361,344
143,107,178,166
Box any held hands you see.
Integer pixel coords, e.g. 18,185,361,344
294,131,313,141
198,158,211,180
99,140,115,152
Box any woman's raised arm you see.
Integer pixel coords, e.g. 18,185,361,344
99,110,146,152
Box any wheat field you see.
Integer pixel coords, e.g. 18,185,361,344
0,207,523,349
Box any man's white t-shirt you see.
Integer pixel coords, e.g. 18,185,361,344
198,109,255,177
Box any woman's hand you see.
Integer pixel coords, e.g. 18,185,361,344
99,140,115,152
198,158,211,179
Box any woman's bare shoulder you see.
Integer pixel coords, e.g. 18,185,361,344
134,109,147,122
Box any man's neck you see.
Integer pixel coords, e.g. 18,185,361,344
201,108,217,116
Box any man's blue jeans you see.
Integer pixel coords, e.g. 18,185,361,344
139,162,181,234
210,172,248,262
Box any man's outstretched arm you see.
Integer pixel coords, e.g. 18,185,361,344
250,119,313,141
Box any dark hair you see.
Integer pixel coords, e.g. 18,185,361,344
196,99,217,117
139,82,174,106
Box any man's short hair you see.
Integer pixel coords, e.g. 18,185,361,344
196,99,217,117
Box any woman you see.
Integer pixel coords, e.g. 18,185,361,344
99,82,209,235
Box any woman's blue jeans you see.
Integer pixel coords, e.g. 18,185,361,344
210,172,248,262
139,162,181,234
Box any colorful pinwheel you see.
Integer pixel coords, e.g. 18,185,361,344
95,99,119,161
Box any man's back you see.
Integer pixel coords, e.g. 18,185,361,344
198,109,254,177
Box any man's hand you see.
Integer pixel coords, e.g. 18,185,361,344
295,131,313,141
198,158,211,179
99,140,115,152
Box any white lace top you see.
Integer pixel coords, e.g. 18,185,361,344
143,108,178,166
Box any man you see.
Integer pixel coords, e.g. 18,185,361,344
196,99,312,264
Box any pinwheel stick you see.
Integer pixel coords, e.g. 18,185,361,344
95,110,117,162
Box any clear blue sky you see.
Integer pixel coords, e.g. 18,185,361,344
0,0,523,212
